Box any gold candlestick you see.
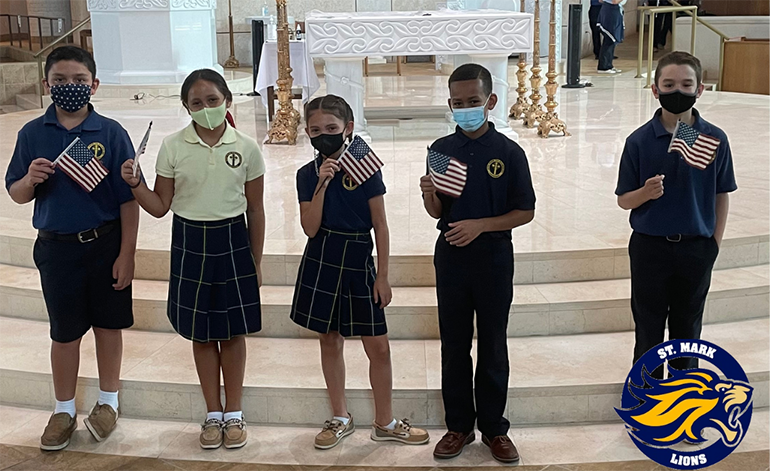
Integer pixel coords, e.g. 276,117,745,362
223,0,240,68
523,0,544,128
509,0,530,120
266,0,300,145
537,0,570,138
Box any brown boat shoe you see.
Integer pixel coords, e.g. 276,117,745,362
40,412,77,451
84,402,118,442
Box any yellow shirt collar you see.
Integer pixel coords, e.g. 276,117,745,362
183,121,237,147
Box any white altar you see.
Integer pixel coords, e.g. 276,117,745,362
87,0,222,84
305,9,534,140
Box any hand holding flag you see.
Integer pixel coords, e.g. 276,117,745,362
132,121,153,177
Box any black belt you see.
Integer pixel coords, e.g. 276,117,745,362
38,220,119,243
664,234,700,243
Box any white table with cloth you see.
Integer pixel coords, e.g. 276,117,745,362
255,40,320,109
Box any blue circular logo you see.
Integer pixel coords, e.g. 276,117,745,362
616,339,753,470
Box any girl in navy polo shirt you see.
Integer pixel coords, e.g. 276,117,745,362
291,95,429,450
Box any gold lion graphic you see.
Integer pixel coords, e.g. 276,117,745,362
616,369,753,447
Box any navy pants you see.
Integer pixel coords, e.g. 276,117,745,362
434,236,513,438
598,33,617,71
629,232,719,379
589,4,602,58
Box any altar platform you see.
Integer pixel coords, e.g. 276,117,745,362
0,60,768,468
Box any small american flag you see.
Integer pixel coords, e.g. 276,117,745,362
54,137,109,192
428,147,467,198
338,135,384,185
668,120,721,170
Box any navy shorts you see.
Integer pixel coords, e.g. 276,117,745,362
33,222,133,343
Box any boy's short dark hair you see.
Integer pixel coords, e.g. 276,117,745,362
44,45,97,81
449,63,493,97
654,51,702,86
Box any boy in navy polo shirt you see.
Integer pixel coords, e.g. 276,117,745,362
615,52,736,379
420,64,536,462
5,46,139,451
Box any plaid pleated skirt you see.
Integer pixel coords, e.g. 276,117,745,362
290,227,387,337
168,215,261,343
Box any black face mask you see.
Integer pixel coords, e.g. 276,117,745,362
658,89,698,115
311,132,345,157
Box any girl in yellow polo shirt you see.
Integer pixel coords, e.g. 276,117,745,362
121,69,264,451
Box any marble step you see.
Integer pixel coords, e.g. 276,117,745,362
13,93,40,111
0,230,767,286
0,263,767,339
0,404,767,468
0,316,767,426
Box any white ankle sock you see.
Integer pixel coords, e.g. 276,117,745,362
54,399,76,418
334,415,350,426
223,411,243,422
97,390,119,411
384,418,397,430
206,411,223,422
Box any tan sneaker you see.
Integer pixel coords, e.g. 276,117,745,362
223,417,248,449
199,418,224,449
83,402,118,442
371,418,430,445
40,412,77,451
314,416,355,450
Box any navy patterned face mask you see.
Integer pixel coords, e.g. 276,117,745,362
50,83,92,113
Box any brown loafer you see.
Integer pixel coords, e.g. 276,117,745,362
482,434,520,463
433,431,475,459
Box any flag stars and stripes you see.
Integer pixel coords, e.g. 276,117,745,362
338,136,384,185
428,148,467,198
54,137,109,193
668,120,720,170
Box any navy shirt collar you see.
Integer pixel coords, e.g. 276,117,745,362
651,107,712,138
454,121,497,148
43,103,102,131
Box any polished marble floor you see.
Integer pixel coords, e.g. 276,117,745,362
0,61,767,257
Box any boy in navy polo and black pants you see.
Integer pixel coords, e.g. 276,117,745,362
5,46,139,451
616,52,736,379
421,64,536,463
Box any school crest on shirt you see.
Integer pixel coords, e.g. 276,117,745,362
225,151,242,168
342,174,359,191
87,142,105,160
487,159,505,178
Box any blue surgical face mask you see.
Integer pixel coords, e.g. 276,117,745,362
452,96,490,132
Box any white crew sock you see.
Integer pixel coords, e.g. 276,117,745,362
54,398,76,418
206,411,224,422
223,411,243,422
334,415,350,426
384,418,397,430
97,390,119,412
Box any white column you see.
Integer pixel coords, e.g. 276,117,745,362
324,57,370,142
88,0,223,85
467,53,518,141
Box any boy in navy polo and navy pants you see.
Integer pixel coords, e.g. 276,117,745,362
5,46,139,451
616,52,736,379
421,64,536,463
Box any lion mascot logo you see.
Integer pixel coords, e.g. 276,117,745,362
616,368,753,448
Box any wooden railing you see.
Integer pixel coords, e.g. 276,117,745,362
1,14,66,51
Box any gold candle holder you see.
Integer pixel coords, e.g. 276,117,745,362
223,0,240,68
537,0,570,138
523,0,545,128
266,0,300,144
509,0,529,120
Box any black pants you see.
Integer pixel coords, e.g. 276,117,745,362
589,4,602,58
629,232,719,379
654,12,673,48
598,32,617,71
434,236,512,438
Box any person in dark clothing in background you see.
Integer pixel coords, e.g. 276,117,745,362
589,0,603,60
652,0,673,51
